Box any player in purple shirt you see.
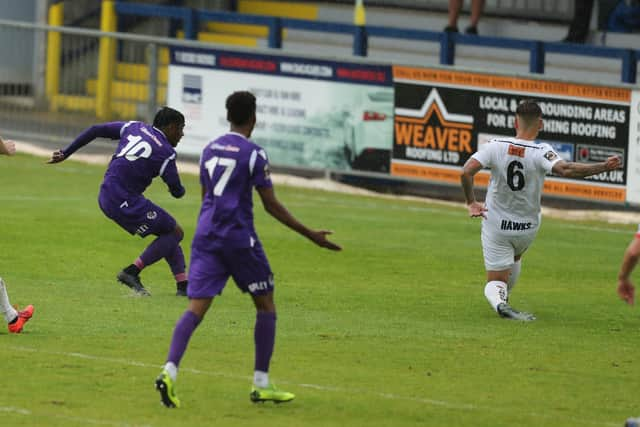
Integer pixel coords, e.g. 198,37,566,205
48,107,189,296
155,91,341,408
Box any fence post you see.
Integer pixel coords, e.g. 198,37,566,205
353,26,368,57
529,41,545,74
353,0,367,57
146,43,159,123
97,0,117,120
183,8,198,40
439,31,455,65
621,50,637,84
46,1,64,110
268,17,282,48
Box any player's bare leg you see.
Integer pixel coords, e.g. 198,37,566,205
466,0,485,34
445,0,463,31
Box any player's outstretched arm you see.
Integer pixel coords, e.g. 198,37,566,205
551,155,621,178
461,158,487,219
0,137,16,156
256,186,341,251
48,122,125,164
617,237,640,305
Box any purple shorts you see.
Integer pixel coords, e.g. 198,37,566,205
98,189,176,238
187,243,273,299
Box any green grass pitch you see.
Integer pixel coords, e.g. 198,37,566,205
1,153,639,427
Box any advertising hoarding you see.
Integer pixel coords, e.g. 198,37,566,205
167,47,394,173
392,66,632,203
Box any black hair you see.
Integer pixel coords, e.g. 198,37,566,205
515,99,542,119
153,106,185,128
226,91,256,126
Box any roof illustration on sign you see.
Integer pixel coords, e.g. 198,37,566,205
395,88,474,127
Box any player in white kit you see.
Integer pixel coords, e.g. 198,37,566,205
0,136,35,333
461,100,621,320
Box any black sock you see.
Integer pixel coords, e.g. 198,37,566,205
8,315,17,324
176,280,188,291
124,264,140,276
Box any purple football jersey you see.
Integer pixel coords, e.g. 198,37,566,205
192,132,272,250
62,121,185,199
101,121,184,198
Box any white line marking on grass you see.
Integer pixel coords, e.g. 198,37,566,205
7,345,621,426
0,406,31,415
0,195,88,202
0,404,151,427
563,223,631,234
46,414,152,427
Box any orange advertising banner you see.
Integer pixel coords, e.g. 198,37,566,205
391,162,489,186
393,66,631,103
391,163,625,203
392,65,632,203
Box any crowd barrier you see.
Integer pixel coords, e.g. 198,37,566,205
111,2,640,83
0,11,638,206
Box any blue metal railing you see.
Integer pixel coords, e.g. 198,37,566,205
115,3,197,39
114,2,640,84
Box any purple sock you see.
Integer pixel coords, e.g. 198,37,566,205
254,311,276,372
165,244,186,277
167,310,201,366
140,233,180,267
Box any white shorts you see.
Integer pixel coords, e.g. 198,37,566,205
481,224,538,271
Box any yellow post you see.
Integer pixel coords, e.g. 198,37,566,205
46,2,63,109
354,0,366,26
97,0,117,119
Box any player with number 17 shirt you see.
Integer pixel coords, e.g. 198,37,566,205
48,107,189,297
155,91,341,408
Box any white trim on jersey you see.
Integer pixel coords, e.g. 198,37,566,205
120,121,136,137
199,148,205,169
159,153,176,177
249,149,258,175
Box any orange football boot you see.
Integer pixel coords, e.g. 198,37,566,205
8,305,34,333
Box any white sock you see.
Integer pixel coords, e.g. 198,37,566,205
164,362,178,382
484,280,508,312
0,278,18,323
507,260,522,293
254,370,269,388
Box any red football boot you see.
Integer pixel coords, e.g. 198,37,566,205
8,304,34,333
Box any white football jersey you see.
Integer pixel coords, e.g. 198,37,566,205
472,137,561,234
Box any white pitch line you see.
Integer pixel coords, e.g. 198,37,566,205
0,404,151,427
5,345,622,427
0,195,89,202
562,223,632,234
0,406,31,415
